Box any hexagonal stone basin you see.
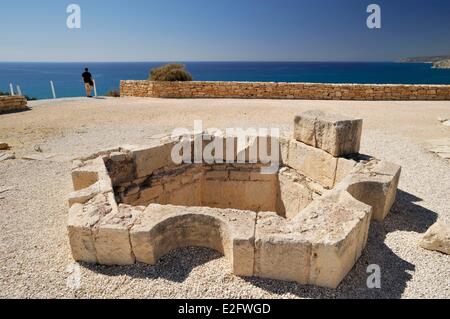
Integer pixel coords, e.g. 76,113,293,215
67,111,401,288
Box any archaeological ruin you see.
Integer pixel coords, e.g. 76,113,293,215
67,110,401,288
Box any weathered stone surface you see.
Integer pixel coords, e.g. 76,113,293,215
0,96,28,114
254,213,312,284
427,138,450,161
120,80,450,101
276,169,314,219
67,203,98,264
0,151,15,162
334,157,358,186
68,179,113,207
130,205,256,276
92,195,138,266
0,142,9,150
104,152,135,186
294,111,362,156
71,158,105,191
127,142,176,178
303,191,372,288
420,221,450,255
344,160,401,221
288,140,338,188
255,190,372,288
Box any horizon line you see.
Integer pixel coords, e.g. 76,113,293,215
0,60,398,63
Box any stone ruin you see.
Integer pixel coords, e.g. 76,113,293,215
67,110,401,288
0,96,28,114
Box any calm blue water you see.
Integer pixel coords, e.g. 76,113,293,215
1,62,450,99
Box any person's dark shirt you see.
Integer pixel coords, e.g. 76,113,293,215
82,71,92,84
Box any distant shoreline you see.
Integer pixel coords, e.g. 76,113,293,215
399,55,450,69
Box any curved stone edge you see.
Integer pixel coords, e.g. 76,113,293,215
130,204,256,276
340,159,402,221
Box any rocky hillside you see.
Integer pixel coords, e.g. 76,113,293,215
399,56,450,69
432,59,450,69
399,55,450,63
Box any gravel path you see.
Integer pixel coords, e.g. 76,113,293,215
0,97,449,299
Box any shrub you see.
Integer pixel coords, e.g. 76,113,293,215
105,88,120,97
149,63,193,82
0,91,10,96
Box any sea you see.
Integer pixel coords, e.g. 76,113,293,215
1,62,450,100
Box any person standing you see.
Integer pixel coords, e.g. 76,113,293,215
82,68,94,97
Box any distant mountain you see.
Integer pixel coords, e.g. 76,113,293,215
399,55,450,63
399,56,450,69
432,59,450,69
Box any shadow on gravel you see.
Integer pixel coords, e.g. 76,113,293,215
82,247,223,283
0,107,31,115
82,189,438,298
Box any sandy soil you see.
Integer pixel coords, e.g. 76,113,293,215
0,97,449,299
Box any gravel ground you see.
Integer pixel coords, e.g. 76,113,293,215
0,97,449,299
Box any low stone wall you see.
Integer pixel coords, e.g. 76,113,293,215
120,80,450,100
67,111,403,288
0,96,28,114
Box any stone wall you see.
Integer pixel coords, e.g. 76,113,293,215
113,162,323,219
120,80,450,100
0,96,28,114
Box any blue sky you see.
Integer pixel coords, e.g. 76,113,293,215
0,0,449,62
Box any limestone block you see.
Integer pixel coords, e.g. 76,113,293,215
276,170,314,219
93,224,135,265
288,140,338,188
244,181,277,212
104,152,135,186
303,192,372,288
345,160,401,221
255,189,372,288
205,170,228,181
167,182,202,207
420,221,450,255
334,157,358,186
254,213,312,284
67,179,113,207
130,205,256,276
91,194,134,266
294,111,363,156
67,204,98,263
71,158,104,191
128,142,176,178
278,136,290,165
229,170,251,181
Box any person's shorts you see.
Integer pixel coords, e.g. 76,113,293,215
84,83,92,90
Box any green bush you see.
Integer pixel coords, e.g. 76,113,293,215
0,91,11,96
149,63,193,82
